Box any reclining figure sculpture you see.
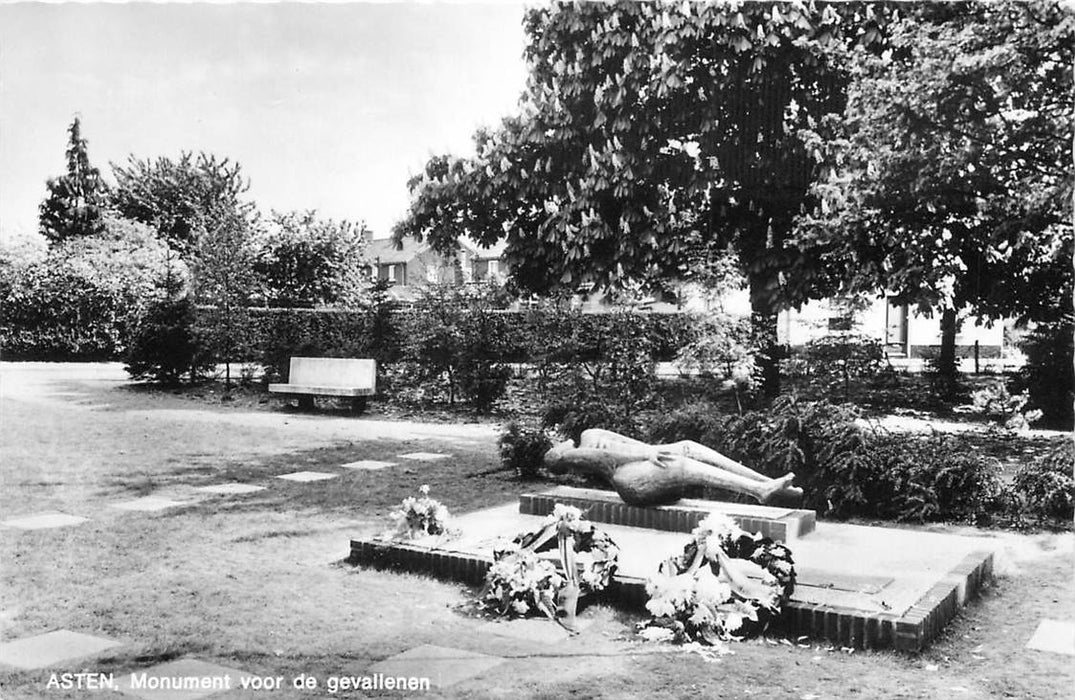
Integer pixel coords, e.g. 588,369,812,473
543,428,803,507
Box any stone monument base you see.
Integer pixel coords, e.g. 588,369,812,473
349,495,994,651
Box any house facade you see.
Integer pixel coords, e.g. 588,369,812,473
365,235,508,299
776,296,1006,359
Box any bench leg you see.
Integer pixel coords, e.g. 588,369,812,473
350,396,368,414
297,395,316,411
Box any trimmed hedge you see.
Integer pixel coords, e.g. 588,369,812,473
193,306,699,380
0,265,134,360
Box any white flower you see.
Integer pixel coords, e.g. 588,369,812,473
419,484,430,495
638,626,675,643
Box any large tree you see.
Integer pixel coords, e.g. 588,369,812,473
794,1,1073,376
396,1,895,395
39,117,110,245
255,210,370,308
191,205,258,388
111,152,256,253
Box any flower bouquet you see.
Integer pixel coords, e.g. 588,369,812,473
387,485,458,541
641,513,795,644
482,504,619,632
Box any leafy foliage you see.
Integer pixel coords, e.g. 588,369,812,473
849,433,1007,523
498,421,554,480
968,382,1043,431
111,151,256,252
396,2,897,395
533,308,658,441
649,396,1009,522
1010,441,1075,523
52,214,185,303
796,1,1074,327
39,117,110,245
1010,320,1074,427
124,290,212,386
0,262,131,359
784,332,885,403
191,208,258,387
396,283,514,411
255,210,370,308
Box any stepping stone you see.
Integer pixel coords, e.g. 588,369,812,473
118,658,254,699
369,645,503,688
398,452,450,462
1026,619,1075,655
0,629,122,670
479,617,592,644
193,483,266,495
341,460,398,471
275,471,337,482
110,497,187,512
1,512,88,530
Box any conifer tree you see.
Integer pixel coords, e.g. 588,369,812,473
39,116,110,245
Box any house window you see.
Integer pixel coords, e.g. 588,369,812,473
487,260,500,277
388,264,397,284
426,265,438,283
827,315,853,331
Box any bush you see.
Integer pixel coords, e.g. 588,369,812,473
498,421,554,480
783,332,885,403
125,292,213,385
397,283,515,411
0,263,132,360
647,396,1008,523
1011,321,1074,428
646,395,868,511
1011,442,1074,523
534,309,658,441
968,382,1043,431
848,433,1007,523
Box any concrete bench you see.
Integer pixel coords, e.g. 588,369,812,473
268,357,376,413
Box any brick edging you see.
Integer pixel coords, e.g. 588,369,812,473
347,539,994,651
519,490,815,542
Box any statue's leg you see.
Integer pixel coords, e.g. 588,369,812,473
579,428,649,450
679,456,802,504
661,440,770,483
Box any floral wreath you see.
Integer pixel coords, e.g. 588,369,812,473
388,485,457,540
641,514,795,644
482,504,619,627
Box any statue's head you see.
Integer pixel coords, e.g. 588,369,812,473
543,439,575,473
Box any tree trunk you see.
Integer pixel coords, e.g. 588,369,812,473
938,307,958,379
749,273,781,399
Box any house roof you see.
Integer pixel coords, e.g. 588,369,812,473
366,236,427,264
369,235,508,264
460,237,507,260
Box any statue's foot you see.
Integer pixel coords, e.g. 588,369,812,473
760,473,803,505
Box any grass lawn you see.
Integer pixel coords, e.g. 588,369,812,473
1,363,1071,699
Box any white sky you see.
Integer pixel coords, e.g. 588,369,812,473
0,1,529,241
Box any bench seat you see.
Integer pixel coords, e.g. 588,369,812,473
267,384,375,397
267,357,377,413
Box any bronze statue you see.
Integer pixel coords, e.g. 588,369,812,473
543,428,803,507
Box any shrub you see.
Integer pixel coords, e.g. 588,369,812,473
851,433,1007,523
648,396,1008,523
396,283,516,411
0,263,132,360
784,332,885,403
646,395,868,511
647,402,726,445
498,421,553,480
1011,321,1074,428
534,309,658,441
968,382,1043,431
1011,442,1075,523
125,292,213,385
